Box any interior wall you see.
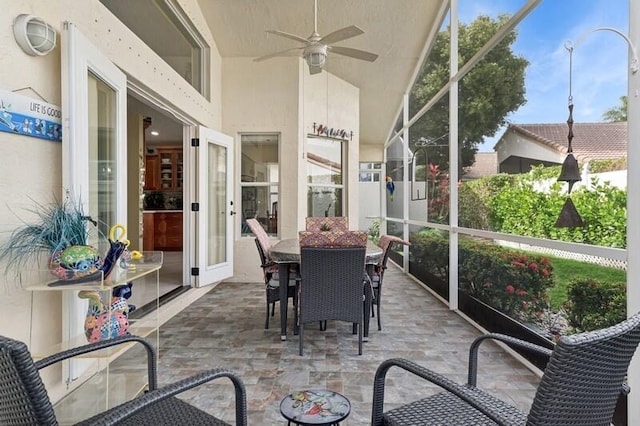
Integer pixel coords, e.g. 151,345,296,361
127,113,144,250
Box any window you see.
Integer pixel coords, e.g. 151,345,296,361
100,0,209,98
240,134,279,236
307,136,345,217
359,162,382,182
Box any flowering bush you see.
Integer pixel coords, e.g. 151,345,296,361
410,230,554,323
459,242,554,322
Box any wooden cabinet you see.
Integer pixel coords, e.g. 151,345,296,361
143,213,155,250
144,155,160,190
153,212,183,251
158,148,183,191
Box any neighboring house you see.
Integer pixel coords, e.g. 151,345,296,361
495,122,627,173
462,152,498,180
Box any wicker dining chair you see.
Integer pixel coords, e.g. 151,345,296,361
246,218,298,329
0,334,247,425
254,238,298,329
371,235,411,331
372,311,640,425
298,230,368,356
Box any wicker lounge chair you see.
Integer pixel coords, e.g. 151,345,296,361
0,334,247,425
371,235,411,331
372,312,640,425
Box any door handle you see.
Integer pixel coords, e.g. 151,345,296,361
230,211,236,216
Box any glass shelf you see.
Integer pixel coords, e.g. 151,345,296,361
22,251,164,423
22,251,164,292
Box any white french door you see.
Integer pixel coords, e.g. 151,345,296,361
62,22,127,379
196,126,234,286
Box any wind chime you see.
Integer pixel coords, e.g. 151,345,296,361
555,43,584,228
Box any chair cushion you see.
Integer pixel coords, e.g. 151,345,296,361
382,389,527,426
299,230,368,248
305,216,349,231
118,395,230,425
246,218,272,259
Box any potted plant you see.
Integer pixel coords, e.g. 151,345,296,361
0,196,102,280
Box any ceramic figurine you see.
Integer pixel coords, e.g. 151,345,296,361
78,282,135,343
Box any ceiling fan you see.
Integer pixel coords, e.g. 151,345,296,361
253,0,378,74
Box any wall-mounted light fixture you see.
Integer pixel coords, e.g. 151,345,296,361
13,14,57,56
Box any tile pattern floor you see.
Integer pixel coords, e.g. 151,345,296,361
147,264,541,425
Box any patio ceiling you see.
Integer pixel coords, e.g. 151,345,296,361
197,0,446,145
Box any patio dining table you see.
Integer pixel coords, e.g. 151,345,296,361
270,238,383,341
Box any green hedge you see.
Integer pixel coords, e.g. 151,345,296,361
411,230,553,322
565,279,626,332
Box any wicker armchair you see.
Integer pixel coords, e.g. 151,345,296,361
372,312,640,425
298,231,368,356
371,235,411,331
0,334,247,425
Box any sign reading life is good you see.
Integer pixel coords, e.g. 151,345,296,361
0,89,62,142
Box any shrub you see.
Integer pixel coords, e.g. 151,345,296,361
459,240,553,322
564,279,626,332
410,230,554,322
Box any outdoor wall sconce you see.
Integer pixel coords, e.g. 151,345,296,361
13,14,57,56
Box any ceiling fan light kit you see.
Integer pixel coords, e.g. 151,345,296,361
254,0,378,74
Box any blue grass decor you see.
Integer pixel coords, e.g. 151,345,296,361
0,196,97,279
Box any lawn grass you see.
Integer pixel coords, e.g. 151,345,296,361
543,254,626,310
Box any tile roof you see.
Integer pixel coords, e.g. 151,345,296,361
505,122,627,162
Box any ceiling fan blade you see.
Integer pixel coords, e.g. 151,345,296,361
319,25,364,45
329,46,378,62
254,47,303,62
265,29,310,44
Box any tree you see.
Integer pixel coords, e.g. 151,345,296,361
602,95,627,122
409,15,528,170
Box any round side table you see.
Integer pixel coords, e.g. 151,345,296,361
279,389,351,425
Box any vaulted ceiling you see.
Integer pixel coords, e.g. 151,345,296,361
197,0,445,145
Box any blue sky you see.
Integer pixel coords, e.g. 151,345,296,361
459,1,629,152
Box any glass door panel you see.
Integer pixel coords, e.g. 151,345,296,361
197,126,233,285
88,73,118,242
208,143,227,265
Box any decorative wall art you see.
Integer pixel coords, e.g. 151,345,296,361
0,89,62,142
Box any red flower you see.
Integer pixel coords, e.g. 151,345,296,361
505,285,515,294
542,268,549,277
528,262,538,272
484,281,492,288
516,289,527,297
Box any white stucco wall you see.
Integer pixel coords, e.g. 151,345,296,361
495,132,564,165
222,58,360,282
221,57,301,282
0,0,222,393
302,70,360,232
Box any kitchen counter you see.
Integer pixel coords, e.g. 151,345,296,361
143,209,183,213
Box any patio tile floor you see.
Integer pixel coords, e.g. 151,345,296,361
151,265,541,424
